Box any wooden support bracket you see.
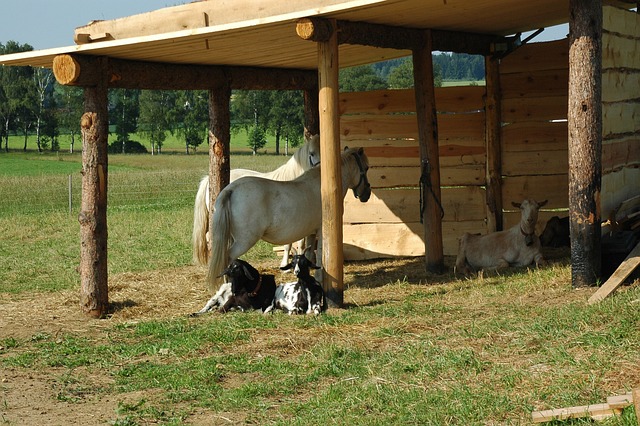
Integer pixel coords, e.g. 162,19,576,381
588,241,640,304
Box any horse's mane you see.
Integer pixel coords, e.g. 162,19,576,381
264,135,319,180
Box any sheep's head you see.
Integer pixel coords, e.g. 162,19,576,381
281,254,320,277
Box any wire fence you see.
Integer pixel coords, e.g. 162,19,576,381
0,170,206,216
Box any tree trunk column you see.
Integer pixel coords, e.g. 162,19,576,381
485,55,503,233
568,0,602,287
413,30,444,274
317,20,344,308
208,81,232,256
79,60,109,318
304,85,320,139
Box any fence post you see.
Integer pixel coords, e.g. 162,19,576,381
68,174,73,215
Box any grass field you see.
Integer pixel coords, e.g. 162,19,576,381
1,144,639,425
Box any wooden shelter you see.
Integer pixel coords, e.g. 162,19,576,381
1,0,638,317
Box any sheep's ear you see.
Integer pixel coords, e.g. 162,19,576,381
358,147,364,155
241,264,255,280
512,201,521,208
344,146,349,151
538,199,549,208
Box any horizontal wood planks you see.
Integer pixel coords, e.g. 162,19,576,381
340,86,486,259
601,5,640,218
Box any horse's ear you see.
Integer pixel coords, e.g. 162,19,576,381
538,199,549,208
512,201,521,208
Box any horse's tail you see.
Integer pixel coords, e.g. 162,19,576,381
192,176,210,265
207,189,232,291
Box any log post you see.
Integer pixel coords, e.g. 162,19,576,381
485,55,503,232
568,0,602,287
78,58,109,318
303,84,320,139
412,30,444,274
208,79,232,259
317,19,344,307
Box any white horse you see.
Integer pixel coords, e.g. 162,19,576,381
206,147,371,291
192,135,320,266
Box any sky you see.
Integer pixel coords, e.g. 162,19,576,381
0,1,569,51
0,1,188,50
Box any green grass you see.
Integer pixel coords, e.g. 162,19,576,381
2,278,639,424
0,146,287,292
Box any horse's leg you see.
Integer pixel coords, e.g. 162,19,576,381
280,243,292,268
304,234,317,263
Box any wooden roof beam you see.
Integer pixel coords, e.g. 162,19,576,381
52,54,317,91
296,18,505,55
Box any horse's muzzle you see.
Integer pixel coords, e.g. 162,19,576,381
354,184,371,202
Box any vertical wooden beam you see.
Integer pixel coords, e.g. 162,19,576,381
78,58,109,318
568,0,602,287
412,30,444,274
304,84,320,138
208,80,232,257
317,19,344,308
485,55,503,232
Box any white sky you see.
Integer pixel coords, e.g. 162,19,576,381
0,1,568,51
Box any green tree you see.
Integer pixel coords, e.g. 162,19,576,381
0,41,36,152
387,57,415,89
54,85,84,153
33,67,55,152
139,90,174,154
110,89,140,153
266,90,304,155
387,56,443,89
169,90,208,154
247,125,267,155
339,64,387,92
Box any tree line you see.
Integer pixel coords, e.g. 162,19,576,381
0,40,484,155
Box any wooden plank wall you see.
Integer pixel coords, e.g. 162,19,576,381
340,39,571,260
340,86,487,258
339,9,638,261
499,38,570,230
601,5,640,219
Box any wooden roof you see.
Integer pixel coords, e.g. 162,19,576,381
0,0,579,70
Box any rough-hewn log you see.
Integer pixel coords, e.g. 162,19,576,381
296,18,503,55
568,0,602,287
296,17,335,42
303,85,320,139
413,30,444,274
485,55,503,232
52,54,317,91
207,81,232,259
78,58,109,318
318,19,344,308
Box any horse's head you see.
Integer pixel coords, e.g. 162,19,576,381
343,147,371,203
306,134,321,168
